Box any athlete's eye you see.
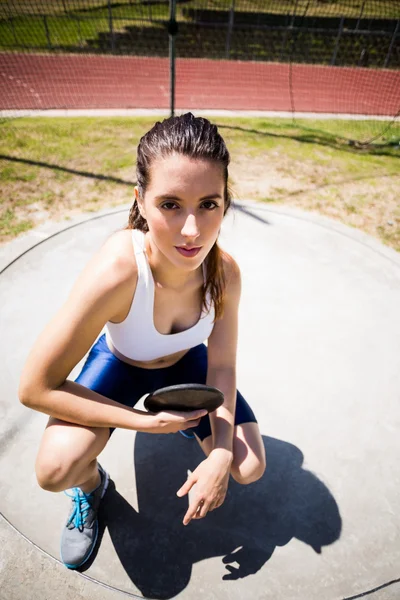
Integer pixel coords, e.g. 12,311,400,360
161,202,178,210
202,201,218,210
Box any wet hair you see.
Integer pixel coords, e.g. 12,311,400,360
125,112,232,320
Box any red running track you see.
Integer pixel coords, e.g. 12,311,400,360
1,53,399,115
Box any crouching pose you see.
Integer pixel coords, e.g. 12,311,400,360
19,113,266,570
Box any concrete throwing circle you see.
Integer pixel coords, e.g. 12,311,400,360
1,203,399,600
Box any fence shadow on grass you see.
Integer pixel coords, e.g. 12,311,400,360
217,122,400,158
0,154,135,186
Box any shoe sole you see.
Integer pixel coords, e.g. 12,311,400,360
98,466,110,499
61,468,110,570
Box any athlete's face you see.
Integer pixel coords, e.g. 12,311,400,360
136,154,226,270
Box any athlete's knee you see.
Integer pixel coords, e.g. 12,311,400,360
35,422,109,492
230,454,266,485
35,444,91,492
35,456,74,492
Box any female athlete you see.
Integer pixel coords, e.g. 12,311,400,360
19,113,266,570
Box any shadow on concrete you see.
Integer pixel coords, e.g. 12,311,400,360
233,202,272,225
85,434,342,599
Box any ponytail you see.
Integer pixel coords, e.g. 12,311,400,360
203,241,228,321
127,199,148,233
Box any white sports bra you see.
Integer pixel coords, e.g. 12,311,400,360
105,229,215,361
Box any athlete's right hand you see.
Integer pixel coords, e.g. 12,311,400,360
138,408,208,434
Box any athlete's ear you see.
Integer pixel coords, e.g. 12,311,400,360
134,186,146,220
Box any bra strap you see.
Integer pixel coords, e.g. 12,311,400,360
131,229,152,291
131,228,146,254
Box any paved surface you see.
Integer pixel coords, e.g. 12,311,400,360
1,201,400,600
1,109,397,120
1,54,399,115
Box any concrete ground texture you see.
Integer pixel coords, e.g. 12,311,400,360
0,201,399,600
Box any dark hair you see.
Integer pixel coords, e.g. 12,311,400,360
126,112,232,320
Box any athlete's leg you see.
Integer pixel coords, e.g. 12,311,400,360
34,334,174,570
35,335,119,494
196,421,266,485
168,343,266,483
34,333,165,494
35,417,110,493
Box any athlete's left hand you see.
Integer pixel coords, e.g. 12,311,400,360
176,449,233,525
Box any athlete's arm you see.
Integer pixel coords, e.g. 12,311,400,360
18,232,206,434
175,254,241,524
206,252,241,454
18,232,148,429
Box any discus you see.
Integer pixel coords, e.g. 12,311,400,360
144,383,224,413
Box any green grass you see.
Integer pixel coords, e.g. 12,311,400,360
0,115,399,250
1,0,399,19
0,14,162,50
2,114,397,166
0,0,168,17
0,4,168,50
1,0,398,53
0,207,34,237
1,15,108,48
215,116,400,154
209,1,399,18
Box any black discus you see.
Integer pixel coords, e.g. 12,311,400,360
144,383,224,413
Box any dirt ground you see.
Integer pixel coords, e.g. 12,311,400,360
229,153,400,252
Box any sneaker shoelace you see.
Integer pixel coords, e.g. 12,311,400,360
64,488,94,532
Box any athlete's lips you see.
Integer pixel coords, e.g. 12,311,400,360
175,245,202,257
176,245,202,251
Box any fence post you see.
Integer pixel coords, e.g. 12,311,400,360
43,15,52,50
9,17,17,46
282,0,299,63
225,0,235,59
331,15,344,66
384,19,399,68
108,0,115,52
355,0,366,31
77,17,82,48
169,0,177,117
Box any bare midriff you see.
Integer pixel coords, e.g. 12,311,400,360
105,335,189,370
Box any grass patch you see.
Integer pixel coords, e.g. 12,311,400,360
0,207,34,237
0,115,399,252
3,0,399,19
1,1,397,64
0,13,166,51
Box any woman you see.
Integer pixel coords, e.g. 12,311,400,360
19,113,266,570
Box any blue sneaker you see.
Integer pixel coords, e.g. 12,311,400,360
60,463,109,569
179,429,195,439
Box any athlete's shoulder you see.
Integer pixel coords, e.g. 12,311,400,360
94,228,138,285
220,249,241,281
220,249,241,295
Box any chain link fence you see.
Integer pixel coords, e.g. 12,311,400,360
0,1,399,143
1,1,399,67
